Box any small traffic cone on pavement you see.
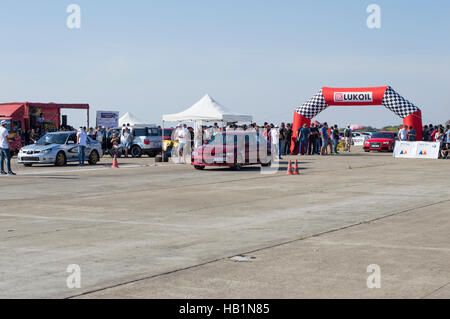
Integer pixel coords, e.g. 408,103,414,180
112,155,119,168
293,160,300,175
286,160,294,175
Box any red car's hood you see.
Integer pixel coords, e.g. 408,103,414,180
193,144,235,154
366,138,394,143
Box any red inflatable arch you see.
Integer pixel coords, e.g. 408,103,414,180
291,86,423,154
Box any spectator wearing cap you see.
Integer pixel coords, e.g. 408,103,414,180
0,120,16,175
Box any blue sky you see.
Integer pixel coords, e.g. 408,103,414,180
0,0,449,127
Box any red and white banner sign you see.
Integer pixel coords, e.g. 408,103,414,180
322,86,387,106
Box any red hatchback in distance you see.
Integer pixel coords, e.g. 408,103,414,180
191,132,272,170
364,131,397,152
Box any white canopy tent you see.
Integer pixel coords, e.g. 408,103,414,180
162,94,252,123
119,112,146,127
161,94,252,161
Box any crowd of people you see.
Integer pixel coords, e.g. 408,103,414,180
397,124,450,158
170,121,450,160
170,122,358,161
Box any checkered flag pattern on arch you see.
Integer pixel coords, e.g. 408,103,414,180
295,89,329,119
382,86,419,118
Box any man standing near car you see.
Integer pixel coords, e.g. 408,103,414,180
343,125,352,152
0,120,16,175
176,124,189,163
77,127,87,166
122,127,132,158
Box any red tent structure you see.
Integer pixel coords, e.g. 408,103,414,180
291,86,423,153
0,102,90,153
0,102,90,131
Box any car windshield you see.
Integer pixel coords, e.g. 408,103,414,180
372,132,394,139
207,134,235,145
207,133,259,146
36,133,68,145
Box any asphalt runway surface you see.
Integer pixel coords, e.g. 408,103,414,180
0,148,449,298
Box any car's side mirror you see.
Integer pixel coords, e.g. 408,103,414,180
67,140,75,145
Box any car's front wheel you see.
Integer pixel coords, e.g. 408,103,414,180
88,150,100,165
130,145,142,158
55,152,67,166
194,165,205,170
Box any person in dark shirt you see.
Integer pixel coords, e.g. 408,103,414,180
297,124,310,155
332,125,340,154
308,124,319,155
407,126,416,141
279,123,286,156
285,124,292,155
422,125,429,141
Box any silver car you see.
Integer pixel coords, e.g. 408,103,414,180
18,131,103,167
108,125,162,158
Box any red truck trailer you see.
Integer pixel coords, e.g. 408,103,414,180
0,102,89,154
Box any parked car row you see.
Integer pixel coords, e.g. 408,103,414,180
14,129,398,168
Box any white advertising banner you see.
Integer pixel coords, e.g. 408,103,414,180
96,111,119,128
414,142,440,159
393,141,440,159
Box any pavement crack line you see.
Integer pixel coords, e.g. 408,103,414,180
66,198,450,299
421,281,450,299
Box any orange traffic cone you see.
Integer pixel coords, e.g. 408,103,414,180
112,155,119,168
286,160,294,175
293,160,300,175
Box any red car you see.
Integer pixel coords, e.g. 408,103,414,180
364,131,397,152
191,132,272,170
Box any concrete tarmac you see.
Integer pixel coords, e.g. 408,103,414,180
0,149,448,298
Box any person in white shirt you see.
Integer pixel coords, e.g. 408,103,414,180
0,120,15,175
270,124,280,159
176,124,189,163
398,125,408,141
203,126,211,142
77,127,88,166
